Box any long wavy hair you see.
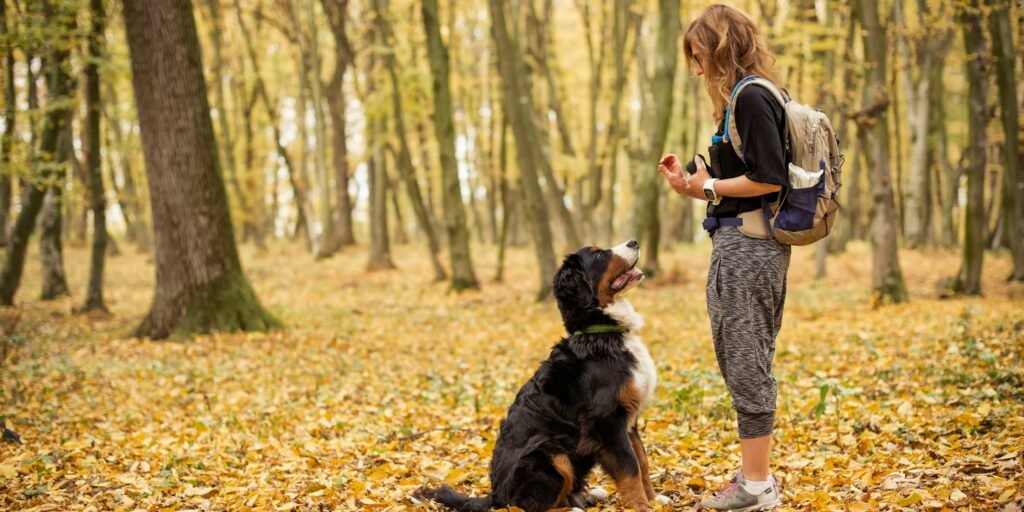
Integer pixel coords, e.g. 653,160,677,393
683,4,782,122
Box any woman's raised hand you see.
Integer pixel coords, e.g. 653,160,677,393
658,153,690,196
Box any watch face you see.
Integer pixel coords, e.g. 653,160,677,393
704,185,715,201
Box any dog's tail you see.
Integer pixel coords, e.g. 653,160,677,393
414,485,492,512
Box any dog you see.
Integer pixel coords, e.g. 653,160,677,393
417,240,657,511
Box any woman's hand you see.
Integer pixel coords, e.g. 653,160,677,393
657,154,691,196
658,154,708,200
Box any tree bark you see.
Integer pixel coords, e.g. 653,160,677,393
988,0,1023,280
321,0,356,248
422,0,479,291
952,0,987,295
488,0,557,300
122,0,278,339
0,0,13,248
374,0,447,281
899,0,931,248
299,0,334,259
630,0,678,277
0,2,74,306
40,183,70,300
104,82,153,252
81,0,109,312
235,0,311,252
495,114,513,283
857,0,907,303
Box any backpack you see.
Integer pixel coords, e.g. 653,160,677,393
722,76,843,246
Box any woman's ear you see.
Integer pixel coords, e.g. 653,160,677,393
552,254,594,306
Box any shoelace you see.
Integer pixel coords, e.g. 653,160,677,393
713,475,742,498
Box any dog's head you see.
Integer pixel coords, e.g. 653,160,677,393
552,240,644,333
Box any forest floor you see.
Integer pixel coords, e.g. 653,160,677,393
0,239,1022,511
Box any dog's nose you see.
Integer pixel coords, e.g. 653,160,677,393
626,240,638,249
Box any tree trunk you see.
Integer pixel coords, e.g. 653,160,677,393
495,115,513,283
364,25,395,271
40,185,70,300
202,0,239,229
488,0,557,300
0,3,74,306
423,0,479,291
366,129,395,270
81,0,108,313
373,0,447,281
900,0,931,249
0,0,13,248
592,0,630,241
321,0,356,248
528,0,574,158
299,0,334,259
952,0,987,295
988,0,1023,280
857,0,907,303
234,0,311,252
238,84,268,250
104,83,153,252
122,0,278,339
630,0,678,277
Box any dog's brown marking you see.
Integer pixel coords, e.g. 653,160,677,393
597,254,631,306
629,427,656,501
619,378,643,416
612,472,651,510
551,454,574,507
589,246,601,253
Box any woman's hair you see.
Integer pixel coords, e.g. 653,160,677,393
683,4,781,122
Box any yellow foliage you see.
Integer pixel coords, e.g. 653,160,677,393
0,241,1022,510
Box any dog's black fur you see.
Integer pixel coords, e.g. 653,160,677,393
417,242,654,511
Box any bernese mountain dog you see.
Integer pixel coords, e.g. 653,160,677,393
417,240,657,511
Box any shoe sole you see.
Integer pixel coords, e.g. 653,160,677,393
731,500,781,512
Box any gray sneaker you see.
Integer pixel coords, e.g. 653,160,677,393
700,471,781,511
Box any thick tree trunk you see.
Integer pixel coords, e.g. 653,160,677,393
952,0,987,295
122,0,278,339
0,0,13,248
0,3,74,306
81,0,108,312
488,0,557,300
857,0,907,303
422,0,479,291
988,0,1023,280
321,0,356,248
631,0,678,277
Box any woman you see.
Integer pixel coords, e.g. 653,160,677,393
657,4,790,511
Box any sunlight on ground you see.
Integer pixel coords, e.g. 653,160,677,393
1,240,1022,510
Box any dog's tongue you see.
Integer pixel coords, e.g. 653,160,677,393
613,268,643,289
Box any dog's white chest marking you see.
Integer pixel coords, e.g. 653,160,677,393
623,333,657,409
602,299,657,411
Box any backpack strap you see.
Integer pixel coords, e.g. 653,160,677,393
721,76,789,161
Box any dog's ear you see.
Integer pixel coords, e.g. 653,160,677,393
552,254,594,305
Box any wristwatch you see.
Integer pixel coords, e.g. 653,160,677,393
703,178,722,205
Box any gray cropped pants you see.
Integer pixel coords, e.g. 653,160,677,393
706,227,791,439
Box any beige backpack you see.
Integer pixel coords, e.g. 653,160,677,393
723,76,843,246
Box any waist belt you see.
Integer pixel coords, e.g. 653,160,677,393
703,217,743,232
703,210,772,240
